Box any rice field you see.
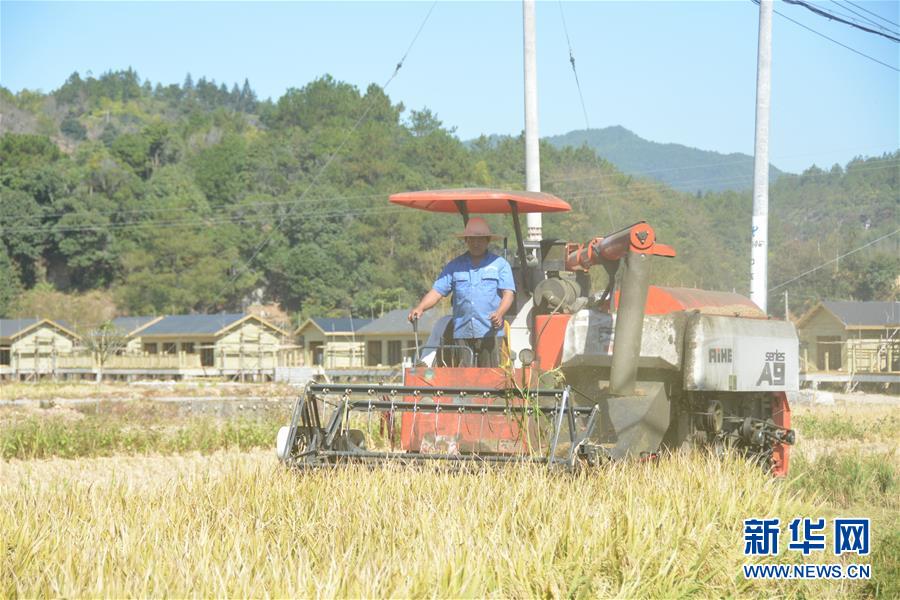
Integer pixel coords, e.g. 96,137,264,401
1,389,897,598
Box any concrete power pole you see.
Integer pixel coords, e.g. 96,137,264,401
523,0,542,241
751,0,774,313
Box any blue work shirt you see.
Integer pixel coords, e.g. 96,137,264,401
433,252,515,339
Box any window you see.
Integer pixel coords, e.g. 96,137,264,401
162,342,177,355
816,336,842,370
387,340,402,365
309,342,324,366
201,348,215,367
143,343,158,354
182,342,195,354
0,348,9,365
367,341,382,366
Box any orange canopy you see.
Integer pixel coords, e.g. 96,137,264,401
389,188,571,214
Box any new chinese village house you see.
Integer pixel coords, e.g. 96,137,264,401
0,318,80,380
294,317,371,368
796,301,900,380
356,308,442,366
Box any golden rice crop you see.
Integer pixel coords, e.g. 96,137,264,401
1,449,873,599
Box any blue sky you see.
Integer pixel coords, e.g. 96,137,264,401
2,1,897,173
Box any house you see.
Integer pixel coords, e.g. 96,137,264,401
796,301,900,374
356,309,443,366
294,317,372,368
0,318,81,379
111,315,164,353
137,313,290,375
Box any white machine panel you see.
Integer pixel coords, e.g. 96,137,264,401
683,314,799,392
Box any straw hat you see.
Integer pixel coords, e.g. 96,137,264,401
455,217,503,240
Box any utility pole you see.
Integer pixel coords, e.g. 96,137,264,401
523,0,541,241
784,290,789,321
751,0,773,313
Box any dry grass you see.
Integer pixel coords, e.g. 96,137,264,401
0,381,299,402
0,396,896,598
0,451,855,598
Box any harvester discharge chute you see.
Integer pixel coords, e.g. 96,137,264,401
277,188,797,474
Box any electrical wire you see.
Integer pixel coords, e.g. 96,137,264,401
829,0,900,35
751,0,900,72
556,0,616,230
557,1,590,131
214,0,438,297
769,228,900,294
17,149,892,224
783,0,900,42
3,206,406,235
845,0,899,28
3,158,896,234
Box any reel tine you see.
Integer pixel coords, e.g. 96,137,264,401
387,395,396,452
410,392,419,446
477,408,486,456
366,398,372,449
548,387,569,464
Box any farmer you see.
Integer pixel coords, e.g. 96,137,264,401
408,217,515,368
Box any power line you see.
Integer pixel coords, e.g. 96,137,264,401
752,0,900,72
556,0,615,229
829,0,900,35
2,205,406,235
783,0,900,42
7,151,893,225
214,1,438,298
844,0,899,28
769,228,900,294
3,157,896,232
542,156,900,188
557,1,591,130
3,189,395,222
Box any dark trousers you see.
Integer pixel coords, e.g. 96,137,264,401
454,337,500,368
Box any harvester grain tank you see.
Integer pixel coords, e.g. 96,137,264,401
277,189,797,474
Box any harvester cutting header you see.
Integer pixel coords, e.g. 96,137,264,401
277,188,797,475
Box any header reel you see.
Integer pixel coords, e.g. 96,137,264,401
276,382,605,470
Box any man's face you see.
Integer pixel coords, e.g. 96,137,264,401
465,236,489,258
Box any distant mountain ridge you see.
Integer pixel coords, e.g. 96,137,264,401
544,126,785,194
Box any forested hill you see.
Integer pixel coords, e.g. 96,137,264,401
545,126,785,194
1,70,897,328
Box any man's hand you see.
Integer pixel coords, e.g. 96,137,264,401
489,289,515,329
408,290,444,323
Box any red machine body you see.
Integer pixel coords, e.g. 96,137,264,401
401,368,524,453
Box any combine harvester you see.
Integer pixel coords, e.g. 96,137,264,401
277,189,797,475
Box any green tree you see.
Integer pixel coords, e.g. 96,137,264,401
0,187,46,285
190,134,248,206
0,245,23,315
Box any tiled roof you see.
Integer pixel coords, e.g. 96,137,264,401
0,318,39,339
0,318,79,340
356,309,442,335
112,316,160,335
310,317,372,334
141,313,246,336
823,301,900,327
